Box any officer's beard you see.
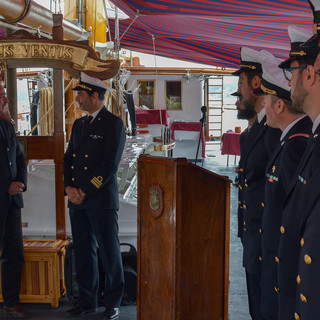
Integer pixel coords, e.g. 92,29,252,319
291,77,307,114
237,107,256,120
241,99,257,120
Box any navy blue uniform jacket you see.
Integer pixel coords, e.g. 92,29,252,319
238,127,249,239
296,193,320,320
261,116,311,318
63,107,126,210
241,116,281,275
0,118,27,210
278,123,320,319
263,116,312,265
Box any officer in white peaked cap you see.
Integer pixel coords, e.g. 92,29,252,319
255,55,312,320
64,72,126,320
233,47,281,320
281,3,320,320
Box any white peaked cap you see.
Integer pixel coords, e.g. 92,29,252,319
80,72,110,90
259,49,276,60
262,56,290,91
73,72,113,93
293,1,320,47
288,25,313,43
260,55,291,100
310,0,320,11
232,46,264,76
279,25,320,69
241,47,264,64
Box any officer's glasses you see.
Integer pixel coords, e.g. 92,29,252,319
283,66,307,81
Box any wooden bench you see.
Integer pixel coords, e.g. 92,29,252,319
0,239,69,308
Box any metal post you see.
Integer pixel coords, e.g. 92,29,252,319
52,14,67,240
114,7,121,116
5,28,17,132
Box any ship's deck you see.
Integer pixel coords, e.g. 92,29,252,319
0,152,249,320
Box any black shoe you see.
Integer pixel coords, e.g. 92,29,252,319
65,306,96,318
4,305,28,318
103,307,119,320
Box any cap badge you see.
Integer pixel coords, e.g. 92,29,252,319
240,63,257,69
77,84,92,91
261,84,277,96
290,51,307,56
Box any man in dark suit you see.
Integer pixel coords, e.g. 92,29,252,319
63,73,126,320
233,47,281,320
0,83,28,318
255,53,312,320
276,23,320,320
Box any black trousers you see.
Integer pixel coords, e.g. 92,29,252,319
245,270,266,320
69,207,124,309
261,263,279,320
0,201,24,307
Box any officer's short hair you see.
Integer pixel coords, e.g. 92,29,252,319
270,95,302,115
244,69,262,86
87,90,105,101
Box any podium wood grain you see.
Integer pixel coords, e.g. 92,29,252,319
137,155,231,320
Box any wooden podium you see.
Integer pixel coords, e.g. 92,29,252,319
137,155,231,320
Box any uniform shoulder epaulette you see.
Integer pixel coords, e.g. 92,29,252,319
288,133,310,140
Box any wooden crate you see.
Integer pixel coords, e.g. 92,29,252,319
0,239,69,308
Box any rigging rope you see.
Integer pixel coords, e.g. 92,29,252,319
119,11,139,41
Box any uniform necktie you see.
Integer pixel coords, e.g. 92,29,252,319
84,115,93,131
0,121,6,142
87,115,93,123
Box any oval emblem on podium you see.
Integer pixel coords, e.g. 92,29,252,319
149,185,164,218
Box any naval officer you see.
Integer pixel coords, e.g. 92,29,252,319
63,73,126,320
276,19,320,320
254,52,312,320
285,1,320,318
233,47,281,320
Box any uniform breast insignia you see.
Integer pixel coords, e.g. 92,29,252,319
298,175,307,185
89,134,103,139
272,166,276,173
149,185,164,219
266,173,278,183
91,176,103,188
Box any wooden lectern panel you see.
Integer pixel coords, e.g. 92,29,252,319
137,155,231,320
138,157,177,319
